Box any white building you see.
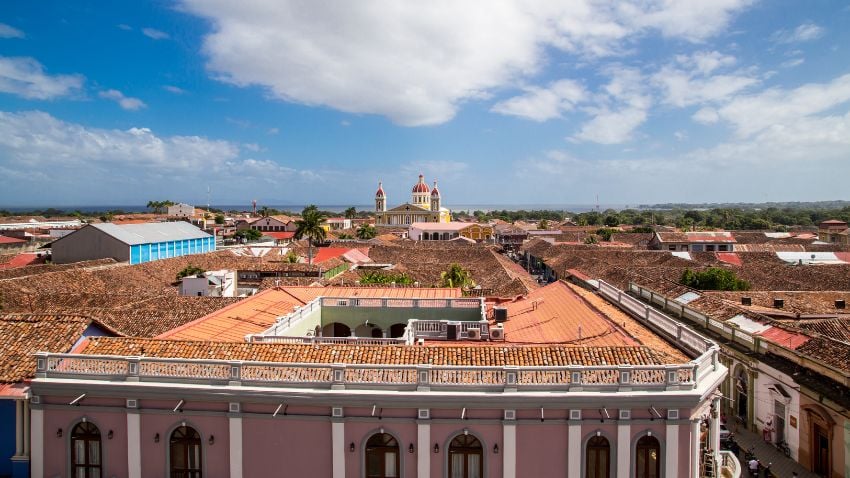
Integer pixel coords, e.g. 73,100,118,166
167,203,196,217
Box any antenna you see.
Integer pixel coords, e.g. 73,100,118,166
207,185,211,211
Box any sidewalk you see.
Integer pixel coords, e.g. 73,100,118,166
728,424,819,478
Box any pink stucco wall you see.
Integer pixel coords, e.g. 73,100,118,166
242,417,332,477
517,424,568,477
42,408,128,478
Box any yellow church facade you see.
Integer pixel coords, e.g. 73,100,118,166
374,174,451,227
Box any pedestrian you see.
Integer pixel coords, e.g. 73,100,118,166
748,457,759,477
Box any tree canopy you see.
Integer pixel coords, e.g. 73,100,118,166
680,268,750,291
294,206,328,265
439,263,476,289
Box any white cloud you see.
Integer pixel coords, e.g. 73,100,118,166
710,73,850,137
653,51,758,107
491,79,586,121
0,111,314,193
117,24,133,31
771,22,824,44
142,28,169,40
99,89,147,111
572,66,650,144
692,107,719,124
179,0,752,126
340,120,351,127
163,85,187,94
242,142,264,152
0,56,84,100
267,127,279,135
0,23,25,39
781,57,805,68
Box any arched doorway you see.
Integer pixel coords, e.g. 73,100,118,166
322,322,351,337
735,366,749,422
354,323,383,338
449,434,483,478
365,433,400,478
170,425,202,478
586,435,610,478
71,421,102,478
389,323,407,338
635,435,660,478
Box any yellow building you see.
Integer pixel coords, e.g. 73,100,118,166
375,174,451,227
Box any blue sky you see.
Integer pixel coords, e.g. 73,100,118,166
1,1,849,208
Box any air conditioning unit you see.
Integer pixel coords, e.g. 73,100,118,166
466,328,481,340
490,327,505,341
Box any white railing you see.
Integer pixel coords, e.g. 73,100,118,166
320,297,483,309
404,319,490,340
35,352,700,392
246,336,405,345
263,298,322,336
719,450,741,478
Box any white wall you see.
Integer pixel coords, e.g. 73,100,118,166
754,362,800,460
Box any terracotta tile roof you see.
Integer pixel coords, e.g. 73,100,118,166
0,236,27,244
656,232,737,243
704,291,850,315
500,282,635,346
158,289,306,341
313,247,354,264
264,231,295,240
777,318,850,342
79,337,676,367
0,253,44,270
366,242,535,297
0,314,102,383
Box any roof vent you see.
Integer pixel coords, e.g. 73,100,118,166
773,298,784,308
836,299,846,310
741,297,752,306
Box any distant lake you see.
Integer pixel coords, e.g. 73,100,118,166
2,203,633,214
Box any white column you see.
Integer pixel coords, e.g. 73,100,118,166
711,398,721,458
568,423,581,478
417,421,430,478
332,421,345,478
127,412,141,478
30,407,43,478
666,423,679,478
617,423,630,478
229,416,243,478
22,400,30,456
14,400,23,456
503,422,516,478
690,420,700,478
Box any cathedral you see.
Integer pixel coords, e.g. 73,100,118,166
374,174,451,226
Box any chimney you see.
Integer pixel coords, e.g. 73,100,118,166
741,297,752,306
773,298,784,308
836,299,846,310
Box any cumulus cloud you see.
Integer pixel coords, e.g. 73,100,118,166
99,89,147,111
572,66,650,144
0,110,318,203
708,73,850,137
771,22,824,44
653,51,758,107
491,79,586,121
179,0,752,126
0,23,25,39
142,28,169,40
0,56,84,100
163,85,187,94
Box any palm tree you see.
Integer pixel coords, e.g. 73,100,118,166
344,207,357,219
294,208,327,266
356,224,377,240
440,263,475,289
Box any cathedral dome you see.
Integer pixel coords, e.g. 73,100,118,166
412,174,430,193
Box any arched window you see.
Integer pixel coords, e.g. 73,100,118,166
449,434,482,478
71,421,101,478
586,435,610,478
389,323,407,338
366,433,399,478
635,435,660,478
170,426,202,478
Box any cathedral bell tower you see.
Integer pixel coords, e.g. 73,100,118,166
375,181,386,212
430,180,441,212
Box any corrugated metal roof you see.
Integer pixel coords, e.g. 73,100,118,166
674,291,701,304
775,252,846,265
91,222,211,245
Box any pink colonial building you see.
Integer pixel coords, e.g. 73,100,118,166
29,280,727,478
